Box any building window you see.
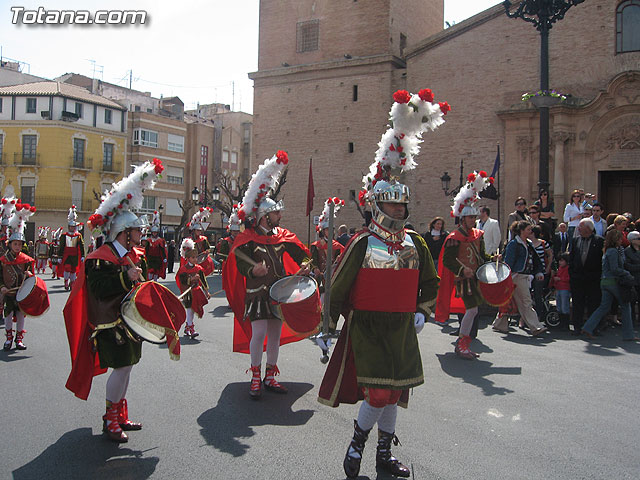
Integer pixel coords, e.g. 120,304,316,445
617,1,640,53
21,178,35,205
400,33,407,55
134,105,141,112
297,20,319,53
166,166,184,185
104,109,112,124
75,102,83,118
348,142,354,153
0,98,3,113
26,98,37,113
222,150,229,164
353,85,358,102
167,134,184,153
103,143,114,170
71,180,83,210
231,152,238,164
141,195,156,212
73,138,85,167
22,135,37,162
201,145,208,167
133,128,158,147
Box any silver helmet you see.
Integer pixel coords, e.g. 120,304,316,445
256,198,284,224
8,231,25,243
108,211,149,242
460,205,479,217
371,180,410,232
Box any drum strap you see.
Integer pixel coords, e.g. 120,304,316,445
90,317,141,343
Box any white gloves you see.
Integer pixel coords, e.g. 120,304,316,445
414,312,425,334
58,258,62,264
316,336,332,352
163,258,167,263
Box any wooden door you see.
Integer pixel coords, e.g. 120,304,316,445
599,170,640,218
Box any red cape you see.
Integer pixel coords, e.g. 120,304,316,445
63,245,141,400
223,227,311,353
311,239,345,257
434,228,483,323
0,251,34,266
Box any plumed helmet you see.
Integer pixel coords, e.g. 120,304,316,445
460,205,479,217
372,180,410,205
107,211,149,242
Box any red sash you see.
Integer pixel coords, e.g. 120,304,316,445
350,268,419,312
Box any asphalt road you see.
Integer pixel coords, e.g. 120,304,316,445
1,271,639,480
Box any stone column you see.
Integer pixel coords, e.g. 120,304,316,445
552,132,571,216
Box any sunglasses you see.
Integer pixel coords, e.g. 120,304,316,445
572,195,580,198
530,210,539,214
515,202,525,206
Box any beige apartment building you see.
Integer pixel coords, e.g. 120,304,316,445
250,0,640,237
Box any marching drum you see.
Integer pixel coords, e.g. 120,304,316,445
197,252,215,276
270,275,322,336
121,281,186,344
16,276,50,317
476,262,516,307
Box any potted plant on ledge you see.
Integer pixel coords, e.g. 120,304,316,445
521,89,567,108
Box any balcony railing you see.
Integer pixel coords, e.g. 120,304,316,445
69,156,93,170
34,196,97,212
100,161,122,174
14,152,40,167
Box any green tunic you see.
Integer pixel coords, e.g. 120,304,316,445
442,227,491,309
330,231,439,390
86,249,148,369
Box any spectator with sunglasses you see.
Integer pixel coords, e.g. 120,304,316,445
506,197,532,242
563,189,585,240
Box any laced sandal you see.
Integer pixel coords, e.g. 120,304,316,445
376,430,410,477
264,364,288,393
248,365,262,399
118,398,142,431
15,330,27,350
344,420,371,478
102,401,128,443
4,329,13,351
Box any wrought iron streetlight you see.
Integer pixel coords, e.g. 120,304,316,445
503,0,584,195
211,186,220,202
440,159,464,197
191,187,200,202
158,204,164,231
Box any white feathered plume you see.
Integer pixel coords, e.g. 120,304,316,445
190,206,212,228
1,197,17,226
152,210,161,228
180,237,195,259
67,205,77,225
9,202,36,239
88,158,164,238
451,170,494,218
317,197,345,232
237,150,289,224
228,204,242,231
359,89,450,206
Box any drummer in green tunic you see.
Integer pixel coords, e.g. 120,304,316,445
435,171,498,359
318,88,448,479
64,159,164,444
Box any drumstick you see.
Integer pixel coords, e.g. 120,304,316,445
177,286,192,300
232,249,259,268
496,248,500,272
125,255,146,282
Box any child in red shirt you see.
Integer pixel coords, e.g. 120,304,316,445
551,253,571,330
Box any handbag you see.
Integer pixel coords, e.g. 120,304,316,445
617,274,637,303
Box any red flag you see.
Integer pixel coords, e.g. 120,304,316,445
306,158,315,216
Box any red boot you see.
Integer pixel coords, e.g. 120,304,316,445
15,330,27,350
117,398,142,431
3,329,13,351
248,365,262,399
455,335,477,360
102,401,128,443
264,364,288,394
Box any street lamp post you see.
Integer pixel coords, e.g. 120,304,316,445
211,186,222,229
440,158,464,197
158,203,164,233
191,187,200,203
503,0,584,195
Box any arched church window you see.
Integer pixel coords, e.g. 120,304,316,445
617,0,640,53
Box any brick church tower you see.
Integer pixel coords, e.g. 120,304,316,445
250,0,444,239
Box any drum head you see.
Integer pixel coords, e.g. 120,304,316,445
16,276,36,302
120,283,170,344
477,262,511,284
270,275,318,304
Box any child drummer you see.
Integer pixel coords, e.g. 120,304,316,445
176,238,210,339
2,203,36,351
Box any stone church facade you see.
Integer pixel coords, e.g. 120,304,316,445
250,0,640,238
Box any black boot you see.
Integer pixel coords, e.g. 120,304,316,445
559,314,571,332
343,420,370,478
376,429,410,478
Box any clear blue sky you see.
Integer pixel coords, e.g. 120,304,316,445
0,0,501,113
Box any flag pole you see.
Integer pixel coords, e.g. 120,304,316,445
497,143,501,244
307,157,313,246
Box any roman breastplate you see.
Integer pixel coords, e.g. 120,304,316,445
245,243,287,294
37,242,49,255
362,234,419,270
2,256,26,290
66,235,78,248
456,238,482,272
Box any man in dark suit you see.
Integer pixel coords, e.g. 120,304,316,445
553,222,570,261
336,224,351,247
568,219,604,334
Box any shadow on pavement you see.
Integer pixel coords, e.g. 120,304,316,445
0,351,31,363
198,381,315,457
12,427,159,480
436,353,521,396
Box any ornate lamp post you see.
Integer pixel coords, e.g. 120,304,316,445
191,187,200,203
440,158,464,197
503,0,584,195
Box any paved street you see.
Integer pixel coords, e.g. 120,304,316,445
1,271,639,480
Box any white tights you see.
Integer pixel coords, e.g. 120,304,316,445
460,306,478,337
63,272,77,282
106,365,133,403
4,311,25,332
186,308,195,326
249,318,282,367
